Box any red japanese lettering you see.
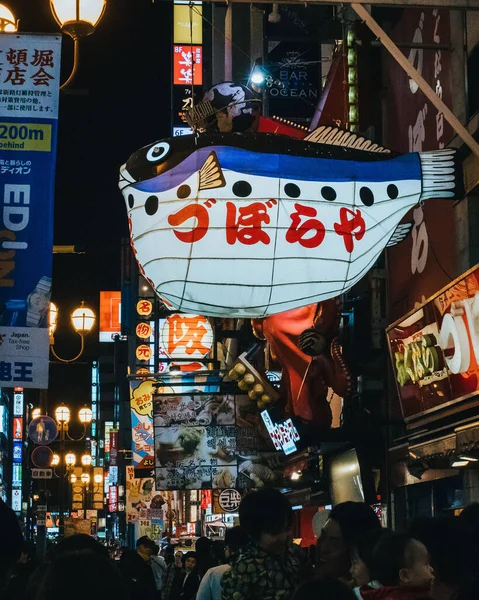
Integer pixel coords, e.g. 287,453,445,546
226,202,271,245
167,314,210,356
286,203,326,249
168,204,209,243
334,207,366,252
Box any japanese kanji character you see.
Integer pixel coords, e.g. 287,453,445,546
6,49,28,66
167,314,211,357
31,49,54,68
4,67,26,86
13,361,33,382
168,204,209,243
136,322,152,338
333,207,366,252
285,203,326,248
178,68,193,85
179,51,193,67
0,361,12,381
137,300,152,315
226,201,271,245
31,68,54,86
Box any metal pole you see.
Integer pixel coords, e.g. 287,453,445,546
225,2,233,80
59,424,65,535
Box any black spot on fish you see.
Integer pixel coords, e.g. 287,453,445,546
321,186,336,201
359,186,374,207
233,180,252,197
387,184,399,199
128,194,134,209
145,195,159,216
177,185,191,199
284,183,301,198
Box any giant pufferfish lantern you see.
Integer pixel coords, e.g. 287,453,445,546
119,125,463,318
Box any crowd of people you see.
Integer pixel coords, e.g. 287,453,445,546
1,491,479,600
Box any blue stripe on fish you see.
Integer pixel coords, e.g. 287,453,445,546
132,146,422,193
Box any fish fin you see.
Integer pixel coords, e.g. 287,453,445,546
304,125,391,154
386,223,413,247
199,151,226,190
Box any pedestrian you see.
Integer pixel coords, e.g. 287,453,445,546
292,578,358,600
152,547,168,598
362,532,434,600
350,529,388,599
178,551,200,600
2,541,38,600
164,551,184,600
222,488,311,600
0,498,23,591
119,536,159,600
316,501,381,584
197,526,249,600
195,537,216,578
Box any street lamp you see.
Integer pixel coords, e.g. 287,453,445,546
81,454,92,466
0,4,17,32
50,302,96,363
81,472,90,484
65,452,76,467
79,406,93,424
31,407,41,420
94,473,103,484
51,453,60,466
55,404,71,424
50,0,107,90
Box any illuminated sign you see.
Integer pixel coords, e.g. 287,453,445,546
173,127,193,137
109,485,118,512
13,440,22,462
11,489,21,513
261,411,299,455
160,314,213,363
13,391,24,417
136,300,153,317
13,417,22,440
12,464,22,486
387,264,479,424
99,291,121,342
0,405,7,437
173,3,203,44
173,45,202,86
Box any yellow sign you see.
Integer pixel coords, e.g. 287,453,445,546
136,322,153,339
0,122,51,151
136,300,153,317
131,380,155,418
174,4,203,44
136,344,152,361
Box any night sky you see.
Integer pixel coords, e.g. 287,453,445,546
7,0,173,407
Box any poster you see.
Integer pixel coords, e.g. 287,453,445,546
126,465,166,523
154,394,286,490
129,379,156,477
386,265,479,423
0,33,61,388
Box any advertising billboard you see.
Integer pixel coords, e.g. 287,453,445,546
0,34,61,388
99,291,121,342
386,265,479,425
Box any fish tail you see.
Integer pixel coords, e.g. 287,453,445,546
419,149,464,201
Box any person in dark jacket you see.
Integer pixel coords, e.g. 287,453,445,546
0,498,23,590
2,542,38,600
178,551,200,600
119,536,158,600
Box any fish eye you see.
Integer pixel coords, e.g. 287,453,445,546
146,142,170,163
387,184,399,199
284,183,301,198
145,195,159,216
127,194,134,209
359,186,374,207
233,180,252,197
321,186,336,201
177,185,191,199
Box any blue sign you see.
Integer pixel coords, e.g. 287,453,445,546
28,415,58,445
0,34,61,389
13,440,22,462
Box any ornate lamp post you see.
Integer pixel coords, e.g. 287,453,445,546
0,3,17,32
50,301,96,363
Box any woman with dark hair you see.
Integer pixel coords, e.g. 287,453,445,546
316,501,381,583
222,489,311,600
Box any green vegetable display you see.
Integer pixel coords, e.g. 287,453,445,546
395,333,442,386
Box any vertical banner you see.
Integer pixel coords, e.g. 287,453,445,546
0,34,61,388
110,430,118,466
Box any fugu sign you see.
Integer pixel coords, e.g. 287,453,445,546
120,125,463,318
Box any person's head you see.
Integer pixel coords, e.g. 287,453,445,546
371,532,434,590
239,489,292,556
18,541,37,564
183,551,196,572
350,528,389,587
174,550,183,567
164,545,175,565
224,526,250,561
317,502,381,580
136,536,157,558
33,550,128,600
49,534,109,560
292,578,357,600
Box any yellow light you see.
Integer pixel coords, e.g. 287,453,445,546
347,48,356,67
33,494,40,501
348,86,358,104
50,0,107,36
55,404,70,424
0,4,17,32
65,452,76,466
81,472,90,484
78,407,93,424
94,473,103,484
51,454,60,466
32,408,41,420
81,454,92,466
70,474,77,483
49,302,58,337
71,302,96,334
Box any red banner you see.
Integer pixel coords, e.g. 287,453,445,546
383,8,457,321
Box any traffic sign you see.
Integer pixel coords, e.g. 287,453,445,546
32,446,53,468
37,505,47,512
37,518,46,526
29,416,58,445
32,468,52,479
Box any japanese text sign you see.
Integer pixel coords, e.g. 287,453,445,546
173,45,202,86
0,34,61,388
386,264,479,425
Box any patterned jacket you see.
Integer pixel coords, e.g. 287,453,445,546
221,542,308,600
